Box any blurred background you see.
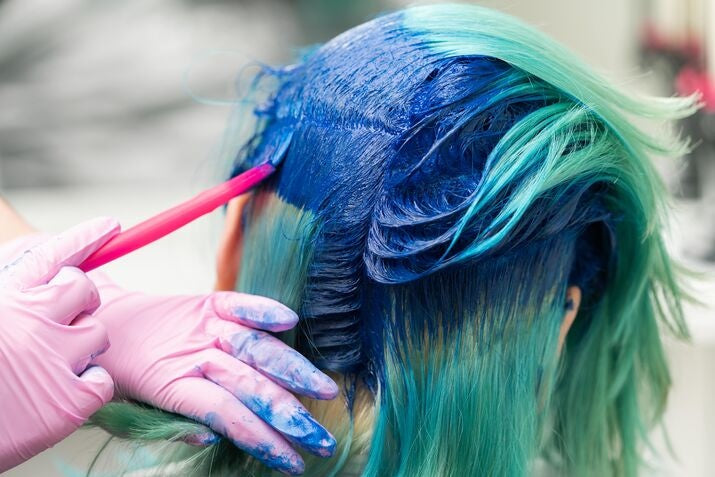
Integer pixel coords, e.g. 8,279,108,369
1,0,713,475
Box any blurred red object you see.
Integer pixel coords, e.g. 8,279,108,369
676,67,715,112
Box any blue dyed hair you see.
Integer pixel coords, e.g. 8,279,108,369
92,5,695,476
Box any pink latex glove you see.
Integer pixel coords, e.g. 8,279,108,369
0,217,119,471
89,275,339,475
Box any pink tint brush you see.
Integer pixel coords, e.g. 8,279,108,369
79,163,274,272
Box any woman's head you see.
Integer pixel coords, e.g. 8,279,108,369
219,5,695,475
98,4,697,476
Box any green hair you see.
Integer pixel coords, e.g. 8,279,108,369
89,4,695,476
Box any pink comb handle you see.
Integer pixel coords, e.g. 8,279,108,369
80,164,275,272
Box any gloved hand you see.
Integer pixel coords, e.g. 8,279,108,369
89,274,339,476
0,217,119,472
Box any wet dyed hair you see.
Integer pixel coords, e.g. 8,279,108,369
91,4,696,476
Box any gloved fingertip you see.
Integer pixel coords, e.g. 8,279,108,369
311,372,340,400
287,409,337,457
249,308,299,332
79,366,115,404
233,309,297,331
216,292,299,331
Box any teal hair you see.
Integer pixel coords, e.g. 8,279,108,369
89,4,695,476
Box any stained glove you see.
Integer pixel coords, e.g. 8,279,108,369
0,217,119,471
89,274,339,475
